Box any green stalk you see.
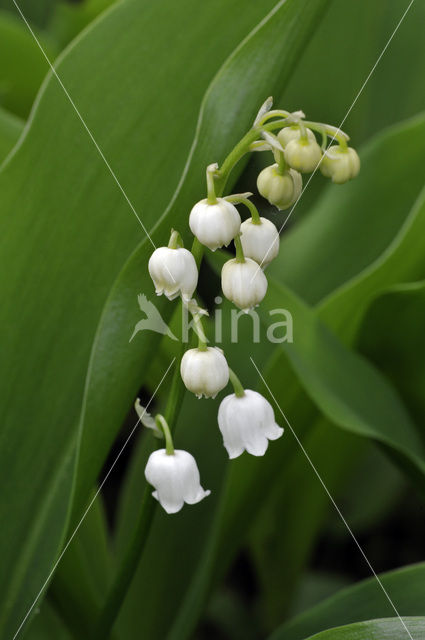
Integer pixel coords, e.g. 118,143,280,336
91,351,185,639
228,368,245,398
155,415,174,455
234,234,245,263
225,194,261,224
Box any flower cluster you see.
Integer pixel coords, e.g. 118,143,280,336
141,98,359,513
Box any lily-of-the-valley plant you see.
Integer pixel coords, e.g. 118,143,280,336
139,97,359,514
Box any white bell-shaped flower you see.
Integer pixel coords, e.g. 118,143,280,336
240,217,279,267
218,389,283,458
145,449,210,514
221,257,268,311
148,246,198,301
257,164,302,210
284,136,322,173
180,347,229,398
189,198,241,251
277,125,315,148
320,145,360,183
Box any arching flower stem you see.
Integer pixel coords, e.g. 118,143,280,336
155,414,174,455
228,368,245,398
234,234,245,263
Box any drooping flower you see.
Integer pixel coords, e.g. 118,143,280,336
221,257,268,311
284,136,322,173
145,449,210,514
240,217,279,266
148,246,198,301
180,347,229,398
218,389,283,458
256,164,302,210
277,125,316,148
189,198,241,251
320,145,360,183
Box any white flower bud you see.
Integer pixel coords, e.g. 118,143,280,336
145,449,210,514
180,347,229,398
221,258,268,311
148,246,198,302
277,125,315,148
320,145,360,183
189,198,241,251
257,164,302,210
218,389,283,458
240,217,279,266
284,136,322,173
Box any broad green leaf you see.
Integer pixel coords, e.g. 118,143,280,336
358,280,425,429
47,493,112,638
0,0,285,635
48,0,117,48
0,105,23,161
0,10,57,117
320,184,425,342
270,564,425,640
297,617,424,640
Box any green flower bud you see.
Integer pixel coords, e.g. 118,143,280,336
320,145,360,183
277,125,315,148
257,164,302,210
284,136,322,173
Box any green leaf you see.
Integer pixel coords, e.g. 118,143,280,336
47,493,112,637
358,280,425,428
298,617,424,640
0,0,288,635
0,105,23,162
270,564,425,640
320,183,425,342
0,10,57,117
48,0,118,48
